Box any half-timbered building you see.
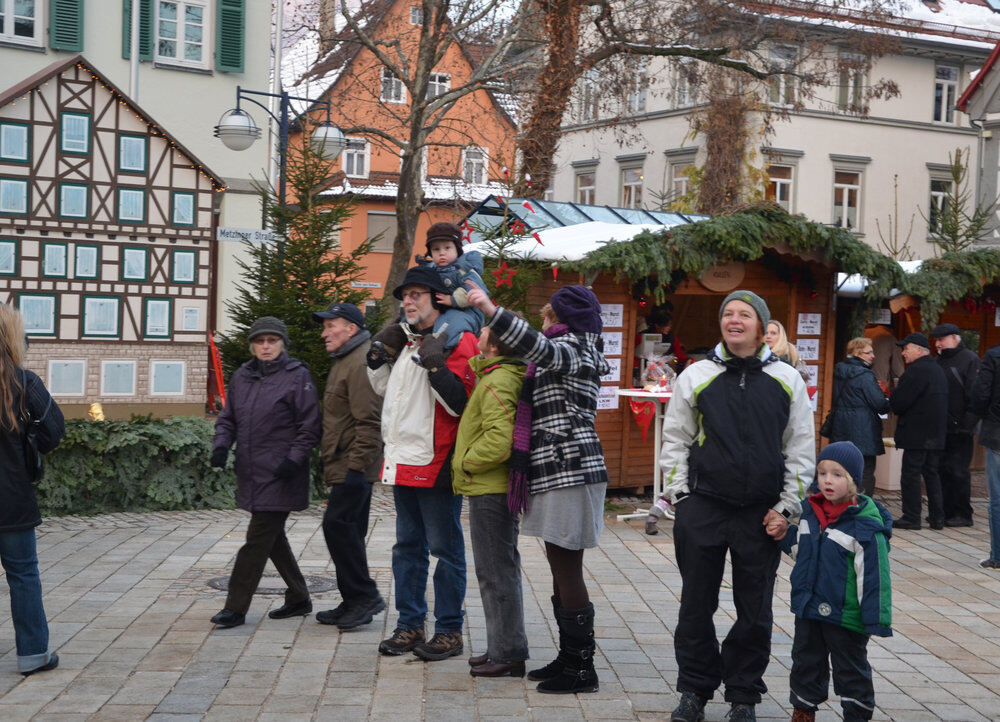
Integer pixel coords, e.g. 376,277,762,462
1,56,224,418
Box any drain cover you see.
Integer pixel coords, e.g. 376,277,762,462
207,573,336,595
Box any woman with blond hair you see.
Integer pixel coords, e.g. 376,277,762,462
0,304,64,674
764,319,809,382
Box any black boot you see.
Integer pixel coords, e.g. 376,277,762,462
527,595,572,681
535,603,599,694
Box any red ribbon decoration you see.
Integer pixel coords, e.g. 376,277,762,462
629,399,656,443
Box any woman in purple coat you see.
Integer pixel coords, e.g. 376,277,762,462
209,317,322,628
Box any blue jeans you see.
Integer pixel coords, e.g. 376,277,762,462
392,485,465,633
987,448,1000,561
0,529,52,672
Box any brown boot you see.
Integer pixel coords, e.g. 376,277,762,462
790,709,815,722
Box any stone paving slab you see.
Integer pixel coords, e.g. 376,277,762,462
0,487,999,719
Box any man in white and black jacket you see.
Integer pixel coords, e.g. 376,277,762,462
660,290,813,722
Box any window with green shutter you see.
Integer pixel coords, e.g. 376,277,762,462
50,0,84,51
122,0,154,61
215,0,245,73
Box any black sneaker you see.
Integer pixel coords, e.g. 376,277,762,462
727,703,756,721
670,692,706,722
413,631,464,661
893,519,920,530
980,559,1000,570
268,599,312,619
337,594,387,630
316,601,350,625
378,627,425,656
21,653,59,676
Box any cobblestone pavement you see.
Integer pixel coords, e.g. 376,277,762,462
1,486,999,720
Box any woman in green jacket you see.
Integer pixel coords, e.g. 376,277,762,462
453,327,527,678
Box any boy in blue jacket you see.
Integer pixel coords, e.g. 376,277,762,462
776,441,892,722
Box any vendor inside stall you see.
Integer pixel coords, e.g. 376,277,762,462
633,305,690,386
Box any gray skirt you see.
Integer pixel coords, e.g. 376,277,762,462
520,482,607,550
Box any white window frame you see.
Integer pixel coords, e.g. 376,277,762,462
19,295,55,335
118,188,145,222
427,73,450,99
0,178,28,214
462,146,488,185
929,177,953,236
155,0,210,70
118,135,147,173
0,0,43,46
101,360,136,396
381,67,406,104
766,165,793,211
150,360,186,396
670,162,692,201
60,113,89,154
172,192,195,225
43,244,67,277
576,170,596,205
578,70,600,122
0,123,29,161
934,63,960,124
620,166,644,209
409,6,423,24
674,60,695,108
769,45,797,107
833,170,862,231
83,297,120,337
181,306,201,331
122,248,147,280
48,360,86,397
0,240,14,274
627,69,648,114
75,245,98,278
60,184,88,218
838,53,865,114
172,249,197,282
343,138,369,179
145,299,171,338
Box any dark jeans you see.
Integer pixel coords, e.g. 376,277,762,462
939,433,974,521
900,449,943,525
0,529,52,672
673,494,780,705
469,494,528,663
789,618,874,720
861,456,877,497
322,482,379,605
392,485,466,633
225,511,310,615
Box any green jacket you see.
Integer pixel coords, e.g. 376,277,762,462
452,355,526,496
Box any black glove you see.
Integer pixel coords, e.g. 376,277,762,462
372,323,407,357
210,448,228,468
344,468,369,489
416,334,446,371
274,457,300,481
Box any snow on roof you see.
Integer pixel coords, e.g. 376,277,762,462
320,175,512,202
837,259,924,297
464,221,686,263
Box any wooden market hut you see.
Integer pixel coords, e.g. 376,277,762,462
464,199,902,492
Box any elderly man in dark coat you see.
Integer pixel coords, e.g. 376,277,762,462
890,332,948,530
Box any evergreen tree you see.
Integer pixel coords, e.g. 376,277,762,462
217,143,373,392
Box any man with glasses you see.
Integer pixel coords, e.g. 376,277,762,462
366,266,479,661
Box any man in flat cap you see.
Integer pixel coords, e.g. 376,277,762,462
312,302,386,630
890,332,948,529
930,323,981,527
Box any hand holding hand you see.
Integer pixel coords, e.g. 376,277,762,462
210,448,228,469
464,281,497,317
763,509,789,541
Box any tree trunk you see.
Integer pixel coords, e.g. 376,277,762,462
696,73,752,214
387,135,426,299
515,0,586,198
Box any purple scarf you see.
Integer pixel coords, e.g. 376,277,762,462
508,323,570,517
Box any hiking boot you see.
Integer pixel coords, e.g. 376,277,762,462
727,703,756,721
316,601,350,625
336,594,386,631
790,709,815,722
378,627,425,656
413,632,464,661
670,692,706,722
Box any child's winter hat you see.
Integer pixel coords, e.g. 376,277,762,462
817,441,864,488
425,222,464,257
550,285,603,335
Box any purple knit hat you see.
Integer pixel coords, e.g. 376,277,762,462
550,285,602,334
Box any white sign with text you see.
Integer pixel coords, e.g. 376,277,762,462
600,304,624,329
597,385,619,410
601,331,623,356
797,313,822,336
796,338,820,361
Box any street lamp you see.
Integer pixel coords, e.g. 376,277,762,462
214,86,346,206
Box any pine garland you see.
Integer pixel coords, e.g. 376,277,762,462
897,248,1000,328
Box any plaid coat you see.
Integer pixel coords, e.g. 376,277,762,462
489,309,610,494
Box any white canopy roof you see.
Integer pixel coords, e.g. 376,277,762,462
465,221,679,263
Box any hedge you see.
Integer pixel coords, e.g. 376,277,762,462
37,416,326,517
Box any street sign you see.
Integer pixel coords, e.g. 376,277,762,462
217,227,281,243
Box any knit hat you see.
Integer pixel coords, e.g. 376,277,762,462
313,302,365,328
818,441,864,489
719,290,770,327
425,222,463,257
550,285,602,334
247,316,289,347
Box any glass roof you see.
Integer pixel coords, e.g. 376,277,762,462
464,196,704,238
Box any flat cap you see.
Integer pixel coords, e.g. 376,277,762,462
928,323,961,338
896,332,929,349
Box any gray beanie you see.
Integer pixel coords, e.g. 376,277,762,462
247,316,289,347
719,290,770,327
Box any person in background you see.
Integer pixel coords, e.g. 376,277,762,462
889,332,947,531
633,305,690,379
972,339,1000,569
419,222,489,349
209,317,322,629
929,323,980,528
781,442,892,722
863,324,905,388
764,319,810,382
0,304,65,675
828,337,890,496
452,326,528,678
660,290,814,722
312,303,386,630
466,285,610,695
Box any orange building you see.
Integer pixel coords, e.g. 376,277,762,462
284,0,518,301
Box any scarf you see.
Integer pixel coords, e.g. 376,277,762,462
808,492,856,530
508,323,570,517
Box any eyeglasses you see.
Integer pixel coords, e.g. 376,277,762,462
401,290,431,302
